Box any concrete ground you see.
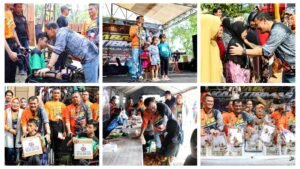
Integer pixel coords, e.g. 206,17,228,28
201,155,295,166
103,71,197,83
15,68,27,83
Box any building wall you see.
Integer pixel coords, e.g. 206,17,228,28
6,86,35,99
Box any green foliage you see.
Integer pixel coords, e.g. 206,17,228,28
169,14,197,57
200,4,254,17
34,3,89,24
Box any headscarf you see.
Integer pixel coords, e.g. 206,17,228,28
200,14,223,83
231,21,248,44
10,98,20,111
222,17,232,35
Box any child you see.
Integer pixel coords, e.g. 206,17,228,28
29,32,62,81
68,120,99,165
22,118,45,165
141,43,151,82
149,36,160,81
158,34,171,80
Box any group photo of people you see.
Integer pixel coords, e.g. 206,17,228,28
103,3,197,83
201,86,295,165
200,3,295,83
4,3,99,83
5,86,99,165
102,86,197,166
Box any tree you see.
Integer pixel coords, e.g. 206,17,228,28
200,4,254,17
168,14,197,58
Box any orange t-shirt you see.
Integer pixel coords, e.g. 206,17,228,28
271,111,288,130
63,103,92,135
5,10,16,39
137,101,145,110
129,25,145,48
141,109,162,131
222,112,246,135
91,102,99,121
286,111,295,126
20,108,46,128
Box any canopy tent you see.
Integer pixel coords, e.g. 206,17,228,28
110,86,196,97
113,3,196,28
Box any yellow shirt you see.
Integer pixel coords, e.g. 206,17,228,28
44,101,66,121
5,10,16,39
84,101,93,108
81,18,97,37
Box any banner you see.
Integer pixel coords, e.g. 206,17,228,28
103,23,132,58
22,136,43,157
74,139,93,160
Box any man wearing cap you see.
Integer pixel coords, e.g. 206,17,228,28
37,22,99,83
56,5,70,28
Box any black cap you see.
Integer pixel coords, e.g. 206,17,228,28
61,5,71,13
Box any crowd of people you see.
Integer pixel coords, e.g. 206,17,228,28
4,3,99,83
201,6,295,83
128,16,181,82
4,87,99,165
103,91,197,165
201,92,295,148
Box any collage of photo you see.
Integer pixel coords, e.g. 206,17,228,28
2,0,297,168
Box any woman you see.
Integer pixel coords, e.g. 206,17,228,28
225,21,251,83
222,17,233,50
201,14,223,82
216,26,226,61
5,98,24,165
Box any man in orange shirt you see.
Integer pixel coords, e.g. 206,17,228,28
129,16,146,82
134,97,174,149
5,3,25,82
20,96,51,143
201,94,224,134
222,99,254,135
222,100,234,119
81,3,99,45
63,91,93,136
270,105,288,131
